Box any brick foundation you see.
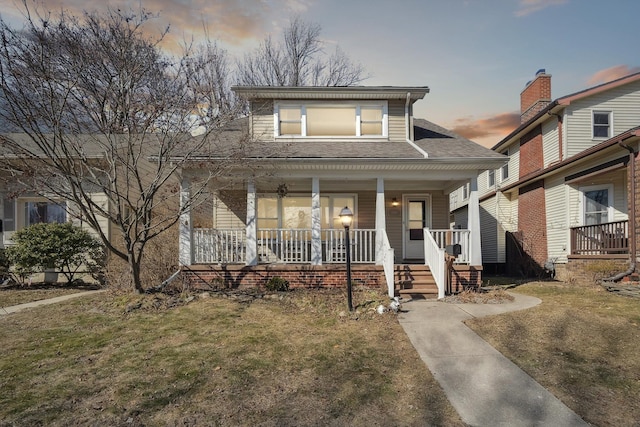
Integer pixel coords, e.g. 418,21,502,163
182,264,483,295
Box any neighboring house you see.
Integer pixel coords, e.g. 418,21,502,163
177,85,506,297
450,70,640,280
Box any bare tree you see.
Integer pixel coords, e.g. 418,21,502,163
236,16,367,87
0,6,248,293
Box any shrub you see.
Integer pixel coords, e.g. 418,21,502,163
5,222,104,285
265,276,290,292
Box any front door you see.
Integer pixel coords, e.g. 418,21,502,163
403,195,431,260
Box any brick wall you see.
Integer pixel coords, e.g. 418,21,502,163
518,180,548,267
562,257,629,283
520,72,551,123
519,125,544,177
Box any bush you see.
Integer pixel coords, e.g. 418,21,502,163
5,222,104,285
265,276,290,292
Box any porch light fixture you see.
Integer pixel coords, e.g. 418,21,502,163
391,198,399,207
339,206,354,311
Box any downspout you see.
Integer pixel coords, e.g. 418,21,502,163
404,92,429,158
603,138,637,282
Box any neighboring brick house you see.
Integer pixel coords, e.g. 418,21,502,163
177,85,506,297
450,70,640,280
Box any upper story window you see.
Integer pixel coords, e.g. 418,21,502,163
592,111,611,139
462,182,470,200
488,170,495,187
275,101,388,138
501,148,510,181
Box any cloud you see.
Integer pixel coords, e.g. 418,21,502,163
515,0,568,17
450,112,520,147
586,65,640,86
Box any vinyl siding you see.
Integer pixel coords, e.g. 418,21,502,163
545,175,570,263
565,79,640,157
480,197,498,263
388,100,406,142
250,100,275,141
495,191,517,263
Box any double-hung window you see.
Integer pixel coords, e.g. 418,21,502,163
275,102,387,138
488,170,495,187
592,111,611,139
501,148,510,181
581,185,612,225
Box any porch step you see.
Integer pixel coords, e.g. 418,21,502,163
394,264,438,298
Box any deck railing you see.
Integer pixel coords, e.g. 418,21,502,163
570,220,629,255
192,228,376,264
424,227,446,299
429,229,470,264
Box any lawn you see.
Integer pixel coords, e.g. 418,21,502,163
0,288,463,426
466,281,640,427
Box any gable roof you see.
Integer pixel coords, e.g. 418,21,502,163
492,71,640,152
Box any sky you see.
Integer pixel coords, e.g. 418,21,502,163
1,0,639,148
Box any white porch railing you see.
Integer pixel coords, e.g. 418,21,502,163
192,228,377,264
429,229,470,264
193,229,246,264
424,227,446,299
376,229,395,297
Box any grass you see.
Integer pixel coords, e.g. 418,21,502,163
466,280,640,427
0,287,463,426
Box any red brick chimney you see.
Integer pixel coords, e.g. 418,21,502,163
520,69,551,123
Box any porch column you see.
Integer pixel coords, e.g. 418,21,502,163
245,180,258,266
468,175,482,266
311,177,322,265
375,177,386,263
178,177,192,266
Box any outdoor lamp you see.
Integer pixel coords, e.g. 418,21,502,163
391,198,399,207
339,206,353,228
339,206,354,311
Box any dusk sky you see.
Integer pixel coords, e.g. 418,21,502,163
1,0,639,147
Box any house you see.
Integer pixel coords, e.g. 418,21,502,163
450,70,640,281
177,85,506,297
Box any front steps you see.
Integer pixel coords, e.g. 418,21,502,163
395,264,438,298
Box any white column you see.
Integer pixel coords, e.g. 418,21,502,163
179,177,192,266
375,178,386,263
311,177,322,265
468,175,482,266
245,180,258,266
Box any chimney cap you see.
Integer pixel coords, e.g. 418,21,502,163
536,68,546,76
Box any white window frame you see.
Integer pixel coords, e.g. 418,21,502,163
500,148,510,181
488,169,495,187
257,193,358,229
462,182,470,201
274,101,388,138
20,198,67,228
592,110,612,139
580,184,613,226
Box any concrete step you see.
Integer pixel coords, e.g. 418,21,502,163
394,264,438,298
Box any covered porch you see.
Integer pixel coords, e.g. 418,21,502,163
179,173,484,298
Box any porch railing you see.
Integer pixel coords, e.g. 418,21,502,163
424,227,445,299
429,229,470,264
570,220,628,255
192,228,376,264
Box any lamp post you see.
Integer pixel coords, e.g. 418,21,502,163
339,206,354,311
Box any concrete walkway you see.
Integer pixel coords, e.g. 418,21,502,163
0,290,105,316
399,293,589,427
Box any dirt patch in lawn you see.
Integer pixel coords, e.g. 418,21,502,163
0,282,101,308
465,281,640,427
0,287,464,426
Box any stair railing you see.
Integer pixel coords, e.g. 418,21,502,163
423,227,445,299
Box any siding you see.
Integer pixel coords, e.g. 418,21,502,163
388,100,406,142
480,197,498,263
545,175,570,263
495,191,517,263
213,191,246,229
565,79,640,157
251,100,274,141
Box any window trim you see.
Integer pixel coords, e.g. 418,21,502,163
274,101,388,139
257,193,359,229
21,198,67,227
580,184,613,226
500,148,510,181
488,169,495,187
592,110,612,140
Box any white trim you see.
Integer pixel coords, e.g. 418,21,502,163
579,184,614,226
591,109,613,140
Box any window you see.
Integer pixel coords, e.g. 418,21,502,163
488,170,495,187
275,102,387,138
582,186,612,225
257,194,356,230
25,201,66,226
462,183,470,200
593,111,611,139
501,148,510,180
